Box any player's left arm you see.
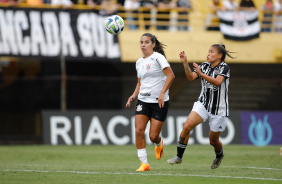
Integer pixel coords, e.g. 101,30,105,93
193,63,228,86
158,67,175,108
200,74,225,86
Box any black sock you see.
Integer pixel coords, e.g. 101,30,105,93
177,142,187,159
215,149,223,158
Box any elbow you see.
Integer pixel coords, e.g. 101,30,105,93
169,73,175,81
187,77,194,81
187,75,195,81
214,81,222,87
172,73,175,80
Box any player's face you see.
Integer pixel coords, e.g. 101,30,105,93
140,36,155,57
207,46,222,63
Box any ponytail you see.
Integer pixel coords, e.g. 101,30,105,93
142,33,167,58
211,44,237,62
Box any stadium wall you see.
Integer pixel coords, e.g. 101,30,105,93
42,110,282,146
119,31,282,63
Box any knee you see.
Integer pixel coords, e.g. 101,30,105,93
149,134,159,143
135,128,144,137
182,122,193,134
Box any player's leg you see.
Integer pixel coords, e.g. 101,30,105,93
209,130,222,152
135,114,151,171
149,118,165,160
135,114,150,149
209,130,224,169
209,115,227,169
149,101,168,160
167,111,204,165
179,111,204,144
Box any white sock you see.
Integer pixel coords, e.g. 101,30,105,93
154,137,162,147
137,148,148,164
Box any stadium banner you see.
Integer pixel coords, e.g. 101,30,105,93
217,10,260,41
240,111,282,146
0,7,120,61
42,110,241,145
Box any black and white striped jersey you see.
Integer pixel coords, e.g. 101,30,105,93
194,62,230,117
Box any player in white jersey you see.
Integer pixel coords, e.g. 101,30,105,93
167,44,236,169
126,33,175,171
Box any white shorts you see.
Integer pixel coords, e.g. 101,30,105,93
191,101,227,132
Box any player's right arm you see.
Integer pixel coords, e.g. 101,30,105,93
180,51,198,81
126,78,141,107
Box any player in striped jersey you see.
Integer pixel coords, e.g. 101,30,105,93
167,44,236,169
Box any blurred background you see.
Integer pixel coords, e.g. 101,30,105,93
0,0,281,145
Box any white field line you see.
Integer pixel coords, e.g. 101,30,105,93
223,166,282,171
5,163,282,171
1,169,282,181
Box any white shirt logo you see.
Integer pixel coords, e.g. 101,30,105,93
136,104,143,112
146,63,151,71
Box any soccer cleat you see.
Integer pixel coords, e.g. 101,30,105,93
155,140,164,160
136,163,151,171
211,153,224,169
167,155,182,165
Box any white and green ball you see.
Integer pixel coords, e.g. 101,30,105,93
105,15,125,35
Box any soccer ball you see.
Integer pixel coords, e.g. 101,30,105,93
105,15,125,35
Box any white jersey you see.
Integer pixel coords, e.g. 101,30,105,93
136,52,170,103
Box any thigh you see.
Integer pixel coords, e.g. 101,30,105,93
135,114,150,132
185,111,204,129
191,101,209,122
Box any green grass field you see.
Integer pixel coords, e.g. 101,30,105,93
0,145,281,184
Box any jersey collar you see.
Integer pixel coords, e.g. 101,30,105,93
211,61,224,69
143,52,156,59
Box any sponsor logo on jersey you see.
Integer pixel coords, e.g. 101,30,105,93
140,93,151,96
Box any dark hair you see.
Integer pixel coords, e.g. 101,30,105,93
142,33,166,58
211,44,237,62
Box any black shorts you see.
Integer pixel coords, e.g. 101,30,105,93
135,100,169,122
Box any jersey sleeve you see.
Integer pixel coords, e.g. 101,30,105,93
156,55,170,70
218,65,230,79
136,61,141,78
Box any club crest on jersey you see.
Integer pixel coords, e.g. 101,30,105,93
146,64,151,71
136,104,143,111
214,68,219,75
206,82,219,91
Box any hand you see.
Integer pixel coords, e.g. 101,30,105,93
158,92,165,108
126,95,135,107
179,51,188,64
193,63,201,75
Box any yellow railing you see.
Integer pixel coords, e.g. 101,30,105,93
0,2,281,33
118,7,192,31
0,3,191,31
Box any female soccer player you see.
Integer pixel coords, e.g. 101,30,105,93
126,33,175,171
167,44,235,169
